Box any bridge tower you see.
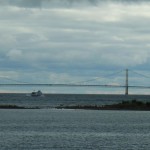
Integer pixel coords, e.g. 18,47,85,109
125,69,128,95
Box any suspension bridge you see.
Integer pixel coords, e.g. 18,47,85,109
0,69,150,95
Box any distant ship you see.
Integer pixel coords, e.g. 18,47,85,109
31,90,43,97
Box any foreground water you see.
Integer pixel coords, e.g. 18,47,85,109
0,109,150,150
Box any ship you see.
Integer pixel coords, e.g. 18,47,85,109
31,90,43,97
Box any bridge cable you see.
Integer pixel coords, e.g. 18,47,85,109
0,76,31,84
71,70,124,84
129,70,150,79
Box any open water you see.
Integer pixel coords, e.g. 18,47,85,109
0,94,150,149
0,109,150,150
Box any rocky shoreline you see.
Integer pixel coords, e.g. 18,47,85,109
56,99,150,111
0,105,40,109
1,99,150,110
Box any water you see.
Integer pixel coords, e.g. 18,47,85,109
0,109,150,150
0,94,150,149
0,93,150,108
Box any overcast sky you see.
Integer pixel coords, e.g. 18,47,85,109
0,0,150,94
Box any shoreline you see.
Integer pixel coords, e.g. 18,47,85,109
0,105,40,109
55,100,150,111
1,100,150,110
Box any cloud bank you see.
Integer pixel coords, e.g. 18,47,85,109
1,0,150,8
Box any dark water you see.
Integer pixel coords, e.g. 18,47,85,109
0,93,150,108
0,109,150,150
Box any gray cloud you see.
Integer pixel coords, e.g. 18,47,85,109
0,0,150,8
1,2,150,70
6,0,42,8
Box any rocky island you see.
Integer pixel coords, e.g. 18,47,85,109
0,105,40,109
56,99,150,111
1,99,150,110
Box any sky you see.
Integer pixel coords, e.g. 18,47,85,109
1,0,150,94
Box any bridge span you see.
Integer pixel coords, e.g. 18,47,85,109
0,69,150,95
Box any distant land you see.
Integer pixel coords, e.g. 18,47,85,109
56,99,150,111
1,99,150,110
